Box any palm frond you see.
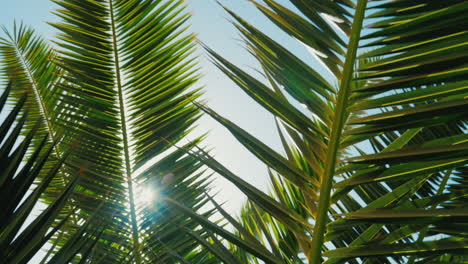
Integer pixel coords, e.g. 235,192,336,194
198,0,468,263
0,83,94,264
44,0,213,262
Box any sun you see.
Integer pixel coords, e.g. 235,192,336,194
136,185,159,205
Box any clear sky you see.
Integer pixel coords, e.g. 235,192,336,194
0,0,323,215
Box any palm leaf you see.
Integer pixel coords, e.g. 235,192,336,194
0,83,96,264
40,0,214,262
200,0,468,263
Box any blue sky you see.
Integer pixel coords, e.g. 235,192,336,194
0,0,320,215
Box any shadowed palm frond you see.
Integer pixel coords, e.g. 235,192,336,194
0,83,100,264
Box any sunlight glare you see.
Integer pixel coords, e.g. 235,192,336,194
137,186,159,205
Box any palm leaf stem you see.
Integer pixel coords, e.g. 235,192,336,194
108,1,141,262
6,31,80,225
309,0,368,263
8,35,62,165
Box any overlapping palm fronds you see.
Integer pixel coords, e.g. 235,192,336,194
0,84,100,264
1,1,218,263
177,0,468,263
1,0,466,263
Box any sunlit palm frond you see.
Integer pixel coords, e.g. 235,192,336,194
44,0,214,262
190,0,467,263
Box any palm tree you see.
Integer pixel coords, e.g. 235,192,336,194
0,0,466,263
177,0,467,263
0,1,218,263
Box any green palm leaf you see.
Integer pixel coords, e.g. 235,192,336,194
198,0,468,263
40,0,212,262
1,0,466,263
1,1,216,263
0,84,96,264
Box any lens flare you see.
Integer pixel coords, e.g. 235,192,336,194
137,186,158,205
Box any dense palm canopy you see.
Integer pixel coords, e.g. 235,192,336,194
0,0,467,264
1,0,215,263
